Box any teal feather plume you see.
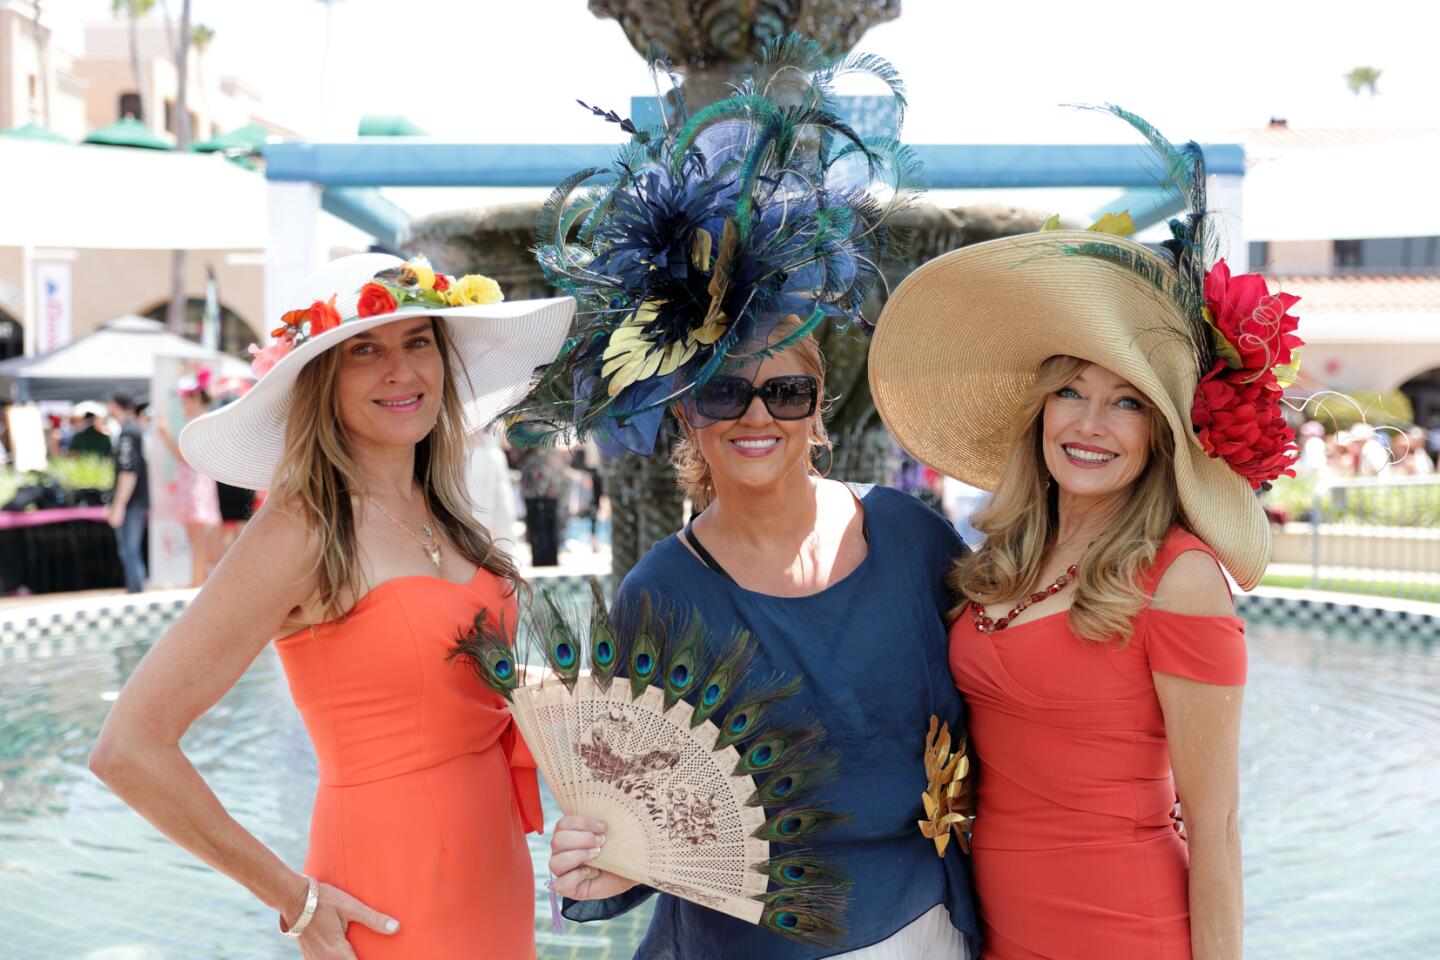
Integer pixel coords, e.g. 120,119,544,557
586,576,623,692
448,607,521,701
689,630,756,727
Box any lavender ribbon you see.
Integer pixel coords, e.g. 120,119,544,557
546,876,564,933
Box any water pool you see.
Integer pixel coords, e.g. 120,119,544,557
0,615,1435,959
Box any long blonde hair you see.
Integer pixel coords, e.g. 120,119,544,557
670,315,832,510
275,317,520,619
948,355,1180,643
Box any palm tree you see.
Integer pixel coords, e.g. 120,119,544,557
190,23,215,129
111,0,156,121
1344,66,1382,98
165,0,193,334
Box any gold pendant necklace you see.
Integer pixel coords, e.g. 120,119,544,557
369,496,442,569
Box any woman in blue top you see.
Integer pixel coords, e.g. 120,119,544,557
548,320,979,959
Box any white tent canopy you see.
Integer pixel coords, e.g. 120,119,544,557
0,138,268,249
0,314,251,402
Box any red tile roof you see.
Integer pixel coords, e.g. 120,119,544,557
1225,126,1440,168
1268,274,1440,312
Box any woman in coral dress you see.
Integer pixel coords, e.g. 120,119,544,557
871,177,1305,956
91,253,572,957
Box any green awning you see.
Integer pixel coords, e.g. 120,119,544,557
0,122,70,143
191,122,271,154
358,114,428,137
84,117,172,150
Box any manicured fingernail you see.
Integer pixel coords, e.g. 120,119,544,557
385,919,399,933
595,820,607,833
587,846,602,859
597,834,606,846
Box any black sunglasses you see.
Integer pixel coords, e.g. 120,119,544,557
694,374,819,422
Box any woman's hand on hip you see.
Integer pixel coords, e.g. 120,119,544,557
549,815,634,900
291,881,399,960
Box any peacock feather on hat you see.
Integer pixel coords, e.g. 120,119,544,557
506,34,923,456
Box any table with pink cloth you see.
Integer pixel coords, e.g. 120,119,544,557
0,506,123,595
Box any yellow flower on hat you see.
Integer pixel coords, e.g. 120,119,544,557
407,256,437,291
446,274,504,306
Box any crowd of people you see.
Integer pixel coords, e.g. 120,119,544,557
1294,419,1437,479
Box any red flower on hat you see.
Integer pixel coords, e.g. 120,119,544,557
1203,259,1303,374
433,274,451,292
307,295,342,335
1191,362,1298,489
357,282,398,318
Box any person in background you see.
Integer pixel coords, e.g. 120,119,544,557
516,445,570,566
155,369,224,586
1399,426,1434,476
1294,420,1328,480
69,408,113,458
106,393,149,593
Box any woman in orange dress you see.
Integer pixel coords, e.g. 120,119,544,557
870,160,1304,956
90,253,573,958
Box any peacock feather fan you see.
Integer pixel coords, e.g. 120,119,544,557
505,33,924,457
452,577,850,944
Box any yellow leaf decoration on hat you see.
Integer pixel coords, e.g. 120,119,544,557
1273,349,1302,388
446,274,504,307
691,228,714,272
1202,306,1245,369
1039,214,1063,232
1087,210,1135,236
602,301,704,397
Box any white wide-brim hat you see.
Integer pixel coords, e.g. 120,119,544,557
180,253,574,489
868,230,1271,590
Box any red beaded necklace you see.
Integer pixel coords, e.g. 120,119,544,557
970,563,1079,633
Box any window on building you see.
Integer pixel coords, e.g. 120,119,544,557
27,75,37,101
143,298,254,360
1333,239,1362,268
1248,241,1269,271
119,92,142,120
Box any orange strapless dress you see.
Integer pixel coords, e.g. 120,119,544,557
275,570,543,958
950,528,1246,960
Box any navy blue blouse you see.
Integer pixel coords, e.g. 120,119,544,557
563,484,979,959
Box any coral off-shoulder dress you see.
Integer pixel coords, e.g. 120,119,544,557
949,527,1246,960
275,569,544,958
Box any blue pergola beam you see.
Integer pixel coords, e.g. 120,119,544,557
321,186,411,248
265,140,1244,190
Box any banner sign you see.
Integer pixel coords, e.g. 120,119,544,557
34,260,73,354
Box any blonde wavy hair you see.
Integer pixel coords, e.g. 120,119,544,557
274,317,520,619
948,355,1180,644
670,316,832,510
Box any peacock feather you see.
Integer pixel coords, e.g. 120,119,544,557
1063,104,1222,381
502,32,923,457
451,578,849,944
449,607,520,702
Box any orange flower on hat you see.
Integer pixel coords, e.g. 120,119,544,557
307,295,342,335
357,282,398,318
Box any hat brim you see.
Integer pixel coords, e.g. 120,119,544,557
180,298,574,490
868,230,1270,590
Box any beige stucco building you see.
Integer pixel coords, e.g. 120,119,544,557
0,2,310,361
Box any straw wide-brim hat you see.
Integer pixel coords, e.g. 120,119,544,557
181,253,574,490
868,230,1270,590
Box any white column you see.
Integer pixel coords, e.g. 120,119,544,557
1211,172,1247,273
265,180,326,333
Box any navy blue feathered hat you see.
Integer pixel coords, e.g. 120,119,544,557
505,35,923,456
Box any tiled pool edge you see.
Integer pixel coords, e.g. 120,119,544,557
0,573,605,660
3,579,1436,660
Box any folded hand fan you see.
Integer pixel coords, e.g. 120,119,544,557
453,578,850,944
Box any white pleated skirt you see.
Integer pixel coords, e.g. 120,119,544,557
830,904,969,959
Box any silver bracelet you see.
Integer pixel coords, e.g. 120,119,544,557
281,875,320,938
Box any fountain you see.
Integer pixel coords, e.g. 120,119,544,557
404,1,1044,580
